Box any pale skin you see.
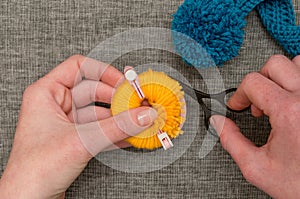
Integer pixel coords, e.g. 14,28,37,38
210,54,300,198
0,54,299,198
0,55,157,199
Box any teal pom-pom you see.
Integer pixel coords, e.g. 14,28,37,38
172,0,247,67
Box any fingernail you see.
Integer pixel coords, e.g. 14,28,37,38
137,108,157,126
209,115,223,137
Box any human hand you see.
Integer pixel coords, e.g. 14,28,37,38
210,55,300,198
0,55,157,199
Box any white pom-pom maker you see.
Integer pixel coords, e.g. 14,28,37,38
124,66,174,150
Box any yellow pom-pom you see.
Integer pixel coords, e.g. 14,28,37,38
111,69,185,150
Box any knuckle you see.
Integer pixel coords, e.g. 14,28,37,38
242,72,261,86
69,54,84,61
267,54,288,65
280,98,300,119
23,84,37,99
294,55,300,59
22,81,46,103
292,55,300,63
271,97,300,128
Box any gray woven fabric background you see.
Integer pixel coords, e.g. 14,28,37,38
0,0,299,198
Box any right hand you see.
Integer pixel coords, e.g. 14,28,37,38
210,55,300,198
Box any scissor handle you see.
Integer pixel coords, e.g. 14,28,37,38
94,101,111,109
202,88,247,113
198,87,249,137
207,88,235,107
221,88,248,113
179,80,250,137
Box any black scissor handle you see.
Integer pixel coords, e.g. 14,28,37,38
206,88,235,106
202,88,247,113
197,88,249,137
198,99,224,138
94,101,111,109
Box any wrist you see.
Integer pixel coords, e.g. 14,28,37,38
0,171,66,199
0,179,65,199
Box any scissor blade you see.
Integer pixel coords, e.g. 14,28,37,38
177,80,199,102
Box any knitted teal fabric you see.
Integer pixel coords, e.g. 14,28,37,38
172,0,300,67
257,0,300,57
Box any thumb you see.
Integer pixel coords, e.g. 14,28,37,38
209,115,262,183
76,107,157,156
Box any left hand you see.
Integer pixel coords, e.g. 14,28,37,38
0,55,157,199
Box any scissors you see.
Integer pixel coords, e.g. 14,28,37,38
94,80,248,137
178,81,248,137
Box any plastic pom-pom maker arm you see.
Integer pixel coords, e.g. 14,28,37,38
124,66,174,150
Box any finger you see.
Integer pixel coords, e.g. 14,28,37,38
260,55,300,91
227,72,286,116
292,55,300,67
68,106,111,124
46,55,123,89
100,65,125,88
80,57,124,87
71,80,114,108
251,104,263,117
76,107,157,156
209,115,265,185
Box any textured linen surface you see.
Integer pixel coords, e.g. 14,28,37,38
0,0,299,198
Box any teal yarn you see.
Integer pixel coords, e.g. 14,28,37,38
257,0,300,57
172,0,245,67
171,0,264,66
172,0,300,67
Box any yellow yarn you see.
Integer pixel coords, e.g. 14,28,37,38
111,69,185,150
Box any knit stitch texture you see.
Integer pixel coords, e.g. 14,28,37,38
257,0,300,57
172,0,300,67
